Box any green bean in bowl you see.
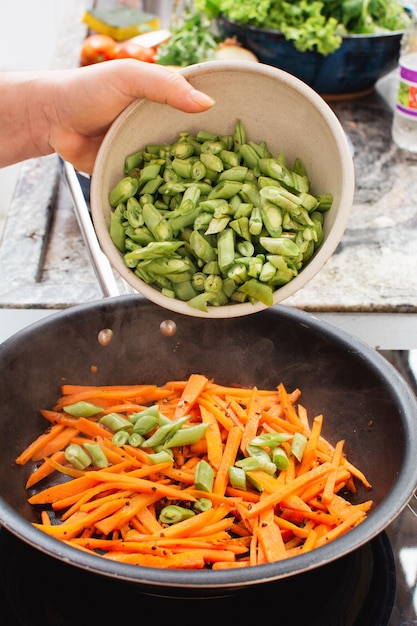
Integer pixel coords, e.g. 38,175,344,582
91,61,355,318
108,121,332,312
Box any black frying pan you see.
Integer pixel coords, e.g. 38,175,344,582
0,295,416,595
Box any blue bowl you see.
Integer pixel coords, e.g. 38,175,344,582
218,17,403,97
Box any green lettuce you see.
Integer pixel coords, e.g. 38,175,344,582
195,0,410,55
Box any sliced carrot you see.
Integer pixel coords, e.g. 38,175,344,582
256,503,286,562
19,377,372,570
40,409,80,428
199,405,223,470
296,413,323,475
174,374,209,418
321,439,345,505
16,423,66,465
198,395,235,431
104,550,206,569
245,463,334,519
95,493,160,535
240,386,262,454
213,425,242,496
278,382,303,428
25,450,66,489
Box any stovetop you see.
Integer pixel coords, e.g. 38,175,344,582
1,485,417,624
0,526,397,625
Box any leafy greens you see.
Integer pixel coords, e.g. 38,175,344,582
195,0,410,55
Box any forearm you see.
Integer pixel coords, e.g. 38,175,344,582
0,71,54,167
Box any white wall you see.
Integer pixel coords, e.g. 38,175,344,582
0,0,74,241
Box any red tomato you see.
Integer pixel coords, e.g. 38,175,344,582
80,34,118,66
115,41,156,63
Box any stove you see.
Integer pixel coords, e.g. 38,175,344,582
0,526,398,625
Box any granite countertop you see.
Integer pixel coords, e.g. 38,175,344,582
1,2,417,314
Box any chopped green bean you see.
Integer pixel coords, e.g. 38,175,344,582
99,413,132,432
109,176,139,207
194,498,213,512
108,120,333,310
159,505,195,525
112,430,131,447
65,444,92,470
163,422,208,448
228,466,247,490
63,401,104,417
82,443,109,468
140,415,190,448
147,450,174,464
194,459,214,492
291,432,308,462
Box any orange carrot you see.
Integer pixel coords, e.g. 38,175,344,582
245,463,334,519
15,423,66,465
18,377,372,571
199,405,223,470
174,374,209,418
240,387,262,454
256,504,286,562
278,382,303,428
213,426,242,496
25,450,66,488
321,439,345,505
198,395,236,431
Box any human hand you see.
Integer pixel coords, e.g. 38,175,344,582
46,59,216,173
0,59,215,173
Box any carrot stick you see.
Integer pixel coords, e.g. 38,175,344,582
212,560,249,569
314,508,367,548
296,414,323,475
33,499,131,540
245,463,333,519
28,475,99,505
278,382,303,428
54,385,170,411
213,425,242,496
198,395,236,431
40,409,80,428
103,550,206,569
240,387,262,454
28,461,131,505
95,493,160,535
256,504,286,562
15,423,66,465
84,470,196,502
25,450,66,488
135,504,165,534
321,439,345,505
199,405,223,470
174,374,209,418
31,427,79,461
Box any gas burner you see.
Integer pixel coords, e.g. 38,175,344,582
0,528,395,625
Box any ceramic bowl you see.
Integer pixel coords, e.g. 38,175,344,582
91,60,355,317
218,17,403,97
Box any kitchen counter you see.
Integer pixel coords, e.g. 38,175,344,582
1,0,417,350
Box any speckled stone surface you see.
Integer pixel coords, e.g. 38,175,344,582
284,93,417,312
1,2,417,312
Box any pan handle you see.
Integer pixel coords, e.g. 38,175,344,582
62,160,123,298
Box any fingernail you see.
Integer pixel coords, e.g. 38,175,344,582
190,89,216,108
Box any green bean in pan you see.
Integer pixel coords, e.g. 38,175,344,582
107,120,333,311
